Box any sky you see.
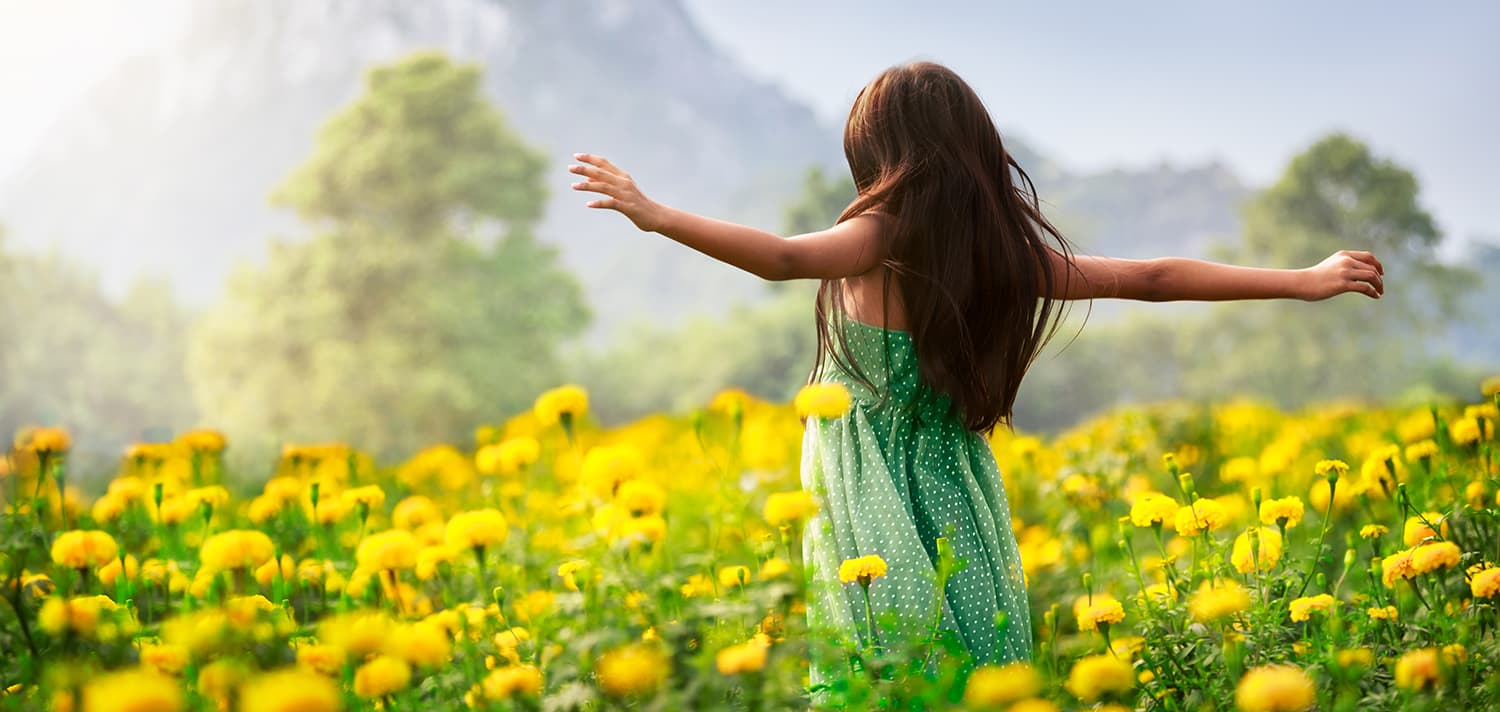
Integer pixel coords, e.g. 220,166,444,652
1,1,1496,249
681,0,1500,249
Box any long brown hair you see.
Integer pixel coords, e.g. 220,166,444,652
810,61,1078,434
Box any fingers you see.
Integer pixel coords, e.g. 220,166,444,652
1340,249,1383,275
1349,267,1383,296
1350,280,1380,299
570,179,616,197
574,153,629,179
586,197,618,210
568,163,617,182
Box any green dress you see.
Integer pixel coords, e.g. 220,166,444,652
800,317,1032,690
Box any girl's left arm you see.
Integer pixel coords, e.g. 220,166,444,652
569,153,884,281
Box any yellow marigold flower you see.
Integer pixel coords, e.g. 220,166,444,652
533,385,589,428
513,590,554,623
91,494,127,523
353,655,411,698
716,637,770,674
391,495,442,530
1382,549,1418,587
1129,493,1179,528
794,383,852,419
1065,653,1134,703
1450,417,1488,446
1404,440,1438,463
1411,541,1461,574
22,426,71,454
296,644,346,676
1258,497,1304,528
679,573,715,598
1483,375,1500,397
481,665,543,699
246,495,282,523
964,662,1041,706
356,529,418,571
1470,567,1500,598
50,530,118,570
759,557,791,579
1402,513,1447,546
446,509,509,550
476,437,541,476
1366,605,1398,620
81,669,180,712
1336,648,1374,669
140,642,189,676
253,554,295,588
154,496,198,525
200,530,274,573
595,643,668,697
1190,581,1251,623
763,490,818,525
493,627,532,664
1394,645,1466,690
1466,480,1488,509
319,610,394,658
1007,700,1061,712
240,669,340,712
1234,664,1315,712
580,444,645,499
1314,459,1349,480
556,560,590,591
1220,456,1259,483
1288,594,1337,622
1231,527,1283,574
384,622,452,668
718,566,751,589
1073,593,1126,632
1173,498,1228,536
340,484,385,510
838,554,888,587
1359,524,1388,540
613,514,666,546
615,479,666,518
38,595,115,636
184,486,230,511
98,554,138,587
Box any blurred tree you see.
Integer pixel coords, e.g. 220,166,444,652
190,52,588,457
0,227,198,465
1185,134,1477,404
782,166,856,235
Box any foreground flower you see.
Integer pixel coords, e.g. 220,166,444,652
1235,664,1315,712
964,662,1042,706
446,509,509,550
838,554,888,587
1288,594,1337,622
480,665,543,700
763,489,818,525
356,529,418,572
240,669,341,712
1129,493,1179,528
794,383,852,419
1411,541,1461,574
1174,498,1228,536
1395,645,1466,690
1471,566,1500,598
1190,580,1251,622
716,635,771,674
51,530,119,570
534,385,589,428
1231,527,1283,574
200,530,275,573
595,643,668,697
1073,593,1126,632
82,669,181,712
1065,654,1134,703
353,655,412,698
1258,496,1305,529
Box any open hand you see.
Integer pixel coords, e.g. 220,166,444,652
569,153,666,232
1301,250,1384,301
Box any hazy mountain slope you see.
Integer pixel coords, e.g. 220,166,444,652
1,0,1249,337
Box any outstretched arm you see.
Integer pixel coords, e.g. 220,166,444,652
569,153,883,281
1046,250,1384,302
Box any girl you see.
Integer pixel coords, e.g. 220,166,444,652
569,61,1383,694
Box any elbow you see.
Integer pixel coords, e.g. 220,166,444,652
1136,259,1172,301
756,242,798,282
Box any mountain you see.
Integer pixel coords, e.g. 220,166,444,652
0,0,1248,337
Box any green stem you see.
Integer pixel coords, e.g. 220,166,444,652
1297,480,1337,599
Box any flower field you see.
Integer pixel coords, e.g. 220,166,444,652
3,379,1500,711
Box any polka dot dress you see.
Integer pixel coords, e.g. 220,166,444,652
800,317,1033,691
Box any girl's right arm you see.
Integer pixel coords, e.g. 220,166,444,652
1046,250,1385,302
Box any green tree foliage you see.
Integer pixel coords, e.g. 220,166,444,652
189,52,588,457
1184,133,1477,403
782,166,856,235
0,228,197,463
